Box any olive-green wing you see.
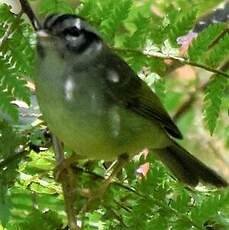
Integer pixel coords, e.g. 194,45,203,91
104,50,182,139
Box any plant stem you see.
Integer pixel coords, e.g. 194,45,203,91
173,82,208,121
114,47,229,78
52,135,80,230
208,25,229,49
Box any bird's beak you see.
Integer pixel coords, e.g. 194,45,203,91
36,30,50,41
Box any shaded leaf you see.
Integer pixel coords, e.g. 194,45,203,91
203,75,228,135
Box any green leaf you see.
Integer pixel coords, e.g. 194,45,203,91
124,13,150,49
18,210,63,230
147,4,197,47
0,4,15,22
203,75,228,135
205,33,229,68
100,0,132,43
24,151,55,173
39,0,73,14
77,0,95,17
0,89,18,121
0,121,22,185
170,189,191,213
0,121,24,227
0,195,12,227
169,9,197,46
188,23,225,62
191,191,229,227
0,6,33,121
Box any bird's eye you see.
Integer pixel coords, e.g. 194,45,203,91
62,26,80,37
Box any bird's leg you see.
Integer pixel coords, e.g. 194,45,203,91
98,153,129,195
81,154,129,212
54,154,78,182
54,149,84,182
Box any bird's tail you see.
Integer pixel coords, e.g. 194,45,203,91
154,141,228,187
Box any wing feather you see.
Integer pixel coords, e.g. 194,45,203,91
103,49,183,139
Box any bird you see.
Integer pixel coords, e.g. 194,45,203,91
34,14,228,187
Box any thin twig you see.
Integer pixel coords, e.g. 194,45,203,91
208,25,229,49
19,0,41,30
71,165,141,196
114,47,229,78
52,135,80,230
115,46,229,121
173,93,196,122
173,82,208,121
114,199,132,213
184,60,228,78
109,208,128,227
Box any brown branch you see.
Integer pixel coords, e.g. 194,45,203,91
114,47,229,120
173,82,208,121
52,135,80,230
165,61,184,74
114,47,229,78
208,25,229,49
184,60,229,78
114,199,132,213
71,165,140,196
173,93,196,122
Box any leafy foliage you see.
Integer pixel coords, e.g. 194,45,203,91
188,24,225,62
18,210,63,230
191,191,229,227
0,4,34,121
73,157,229,229
100,0,132,43
168,9,197,46
0,120,25,226
0,0,228,229
187,23,228,133
203,75,228,135
38,0,73,14
205,33,229,68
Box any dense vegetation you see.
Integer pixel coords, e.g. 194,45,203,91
0,0,228,229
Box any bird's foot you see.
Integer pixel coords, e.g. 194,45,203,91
81,154,129,211
54,155,78,182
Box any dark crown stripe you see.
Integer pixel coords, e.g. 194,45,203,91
43,14,60,29
43,14,83,30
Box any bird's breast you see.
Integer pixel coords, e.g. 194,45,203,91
35,49,168,160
